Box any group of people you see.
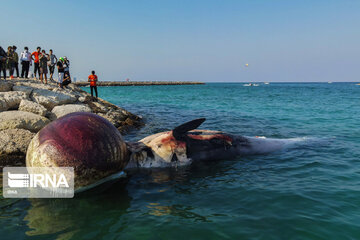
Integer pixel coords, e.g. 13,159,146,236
1,45,99,98
0,45,71,88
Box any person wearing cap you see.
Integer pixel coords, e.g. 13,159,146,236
88,70,98,100
57,57,65,88
20,47,32,78
12,46,19,78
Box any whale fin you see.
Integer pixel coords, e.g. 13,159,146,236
173,118,206,140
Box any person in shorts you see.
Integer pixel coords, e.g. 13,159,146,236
47,49,57,81
57,57,65,88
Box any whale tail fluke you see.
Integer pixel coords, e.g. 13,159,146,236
173,118,206,140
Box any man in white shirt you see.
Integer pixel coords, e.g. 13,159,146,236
20,47,32,78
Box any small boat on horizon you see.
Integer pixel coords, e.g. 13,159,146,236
264,82,270,85
243,83,259,87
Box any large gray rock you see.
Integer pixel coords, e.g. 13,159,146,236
0,91,29,111
12,85,34,95
16,82,53,91
0,129,35,166
19,99,48,117
97,110,127,128
31,88,78,110
51,104,92,120
0,111,50,132
0,81,13,92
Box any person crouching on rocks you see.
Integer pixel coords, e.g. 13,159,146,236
57,57,65,88
62,72,72,87
88,70,98,101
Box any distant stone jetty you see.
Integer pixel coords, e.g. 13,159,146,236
74,81,204,87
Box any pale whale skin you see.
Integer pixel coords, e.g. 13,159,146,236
126,127,288,169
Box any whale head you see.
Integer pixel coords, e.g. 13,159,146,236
126,118,206,168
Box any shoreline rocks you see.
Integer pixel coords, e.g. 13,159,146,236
19,99,48,116
51,104,92,120
0,78,143,167
0,129,35,166
0,111,50,132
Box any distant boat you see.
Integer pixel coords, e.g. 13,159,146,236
328,82,332,84
264,82,270,85
243,83,259,87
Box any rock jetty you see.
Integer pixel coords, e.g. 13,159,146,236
0,78,142,166
74,81,204,87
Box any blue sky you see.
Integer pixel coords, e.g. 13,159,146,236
1,0,359,82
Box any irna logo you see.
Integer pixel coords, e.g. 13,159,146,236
7,172,69,188
3,167,74,198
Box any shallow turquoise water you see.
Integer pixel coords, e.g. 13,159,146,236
1,83,360,239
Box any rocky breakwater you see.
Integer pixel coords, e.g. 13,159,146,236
0,79,142,166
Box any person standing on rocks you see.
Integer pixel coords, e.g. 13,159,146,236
12,46,19,78
20,47,32,78
88,70,98,100
11,46,20,78
47,49,57,81
63,56,71,80
39,50,48,84
57,57,65,88
0,46,7,79
31,47,41,79
6,46,16,79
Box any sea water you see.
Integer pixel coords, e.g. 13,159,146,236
1,83,360,239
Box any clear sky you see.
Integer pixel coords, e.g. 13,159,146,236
1,0,359,82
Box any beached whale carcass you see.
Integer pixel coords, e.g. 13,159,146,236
126,118,290,168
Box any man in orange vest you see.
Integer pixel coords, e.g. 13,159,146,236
88,70,98,100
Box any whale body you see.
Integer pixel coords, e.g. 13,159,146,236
126,118,290,169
